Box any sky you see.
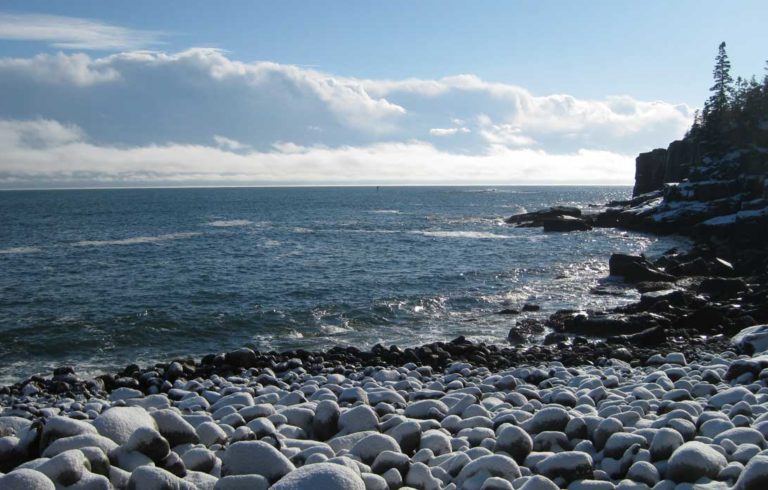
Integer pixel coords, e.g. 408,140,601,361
0,1,766,188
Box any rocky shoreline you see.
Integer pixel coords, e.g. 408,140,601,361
3,332,768,489
2,145,767,488
1,219,767,489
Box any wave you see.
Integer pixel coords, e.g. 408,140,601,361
370,209,401,214
0,246,42,255
73,232,201,247
413,231,514,239
206,219,254,227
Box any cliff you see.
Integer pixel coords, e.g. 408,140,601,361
607,141,768,271
632,139,699,197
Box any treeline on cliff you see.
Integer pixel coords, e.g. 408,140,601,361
688,42,768,154
633,42,768,197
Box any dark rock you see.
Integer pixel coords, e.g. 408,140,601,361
633,148,668,196
636,281,676,293
639,289,691,309
668,257,713,277
505,206,581,226
507,329,526,345
225,348,258,368
549,310,667,337
697,277,748,299
676,306,728,333
607,325,667,347
497,308,521,315
542,215,592,232
522,304,540,312
543,333,567,345
609,254,676,283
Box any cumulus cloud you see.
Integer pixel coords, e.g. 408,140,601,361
0,13,162,50
0,118,633,186
0,47,694,186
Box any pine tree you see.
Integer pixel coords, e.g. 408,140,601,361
700,42,734,152
704,42,733,118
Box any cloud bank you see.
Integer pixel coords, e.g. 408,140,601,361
0,48,693,187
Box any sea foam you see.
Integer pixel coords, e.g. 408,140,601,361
0,246,42,255
414,231,514,239
73,232,201,247
206,219,254,227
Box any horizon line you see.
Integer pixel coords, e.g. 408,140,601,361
0,182,634,192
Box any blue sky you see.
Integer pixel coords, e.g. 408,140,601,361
0,1,766,187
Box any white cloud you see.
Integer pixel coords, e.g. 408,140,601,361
476,115,536,148
429,127,470,137
0,13,162,50
0,118,633,186
0,119,84,148
0,47,695,186
213,135,249,151
0,52,119,85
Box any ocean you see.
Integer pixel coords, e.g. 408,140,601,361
0,186,687,382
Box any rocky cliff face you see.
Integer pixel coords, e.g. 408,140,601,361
612,144,768,270
632,139,698,197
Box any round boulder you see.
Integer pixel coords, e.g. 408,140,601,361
271,462,365,490
667,441,727,483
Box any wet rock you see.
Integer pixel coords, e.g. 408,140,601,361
609,254,676,283
543,215,593,232
505,206,582,226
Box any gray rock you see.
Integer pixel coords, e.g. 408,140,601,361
0,468,56,490
93,407,157,445
271,462,365,490
536,451,594,482
213,474,269,490
221,441,295,482
496,424,533,463
667,441,727,483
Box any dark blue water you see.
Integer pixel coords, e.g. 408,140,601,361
0,187,686,382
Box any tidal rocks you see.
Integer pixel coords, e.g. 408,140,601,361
609,254,676,283
505,206,582,226
542,215,593,232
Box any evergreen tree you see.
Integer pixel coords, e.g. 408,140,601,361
700,42,734,152
707,41,734,114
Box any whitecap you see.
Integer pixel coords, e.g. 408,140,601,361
206,219,253,227
370,209,401,214
319,324,352,335
73,232,201,247
413,231,513,239
0,246,42,255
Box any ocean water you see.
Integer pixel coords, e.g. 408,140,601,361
0,186,687,382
